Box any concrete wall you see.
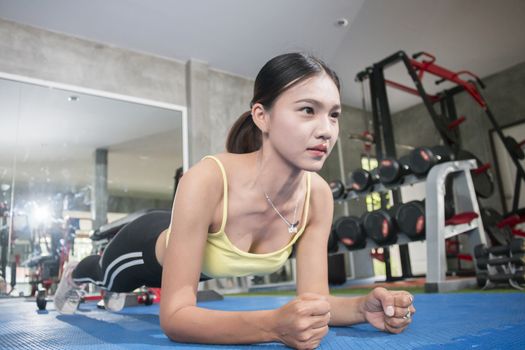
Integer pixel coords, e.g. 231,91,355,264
0,18,253,167
208,69,253,153
0,18,187,106
391,60,525,212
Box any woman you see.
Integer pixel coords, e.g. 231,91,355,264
54,53,415,349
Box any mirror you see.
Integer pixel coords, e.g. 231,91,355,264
0,77,186,294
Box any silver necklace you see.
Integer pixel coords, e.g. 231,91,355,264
257,151,301,234
264,192,300,234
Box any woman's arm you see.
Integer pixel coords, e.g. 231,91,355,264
295,175,366,325
295,175,415,331
159,158,276,344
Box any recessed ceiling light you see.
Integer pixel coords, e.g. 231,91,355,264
68,95,79,102
336,18,349,27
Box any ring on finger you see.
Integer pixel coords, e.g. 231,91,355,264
402,309,411,320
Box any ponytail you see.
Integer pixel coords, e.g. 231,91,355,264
226,111,262,154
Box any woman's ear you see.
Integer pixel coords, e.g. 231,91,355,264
251,103,270,133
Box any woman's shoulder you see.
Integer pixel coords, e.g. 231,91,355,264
184,152,250,183
203,152,251,165
180,155,227,191
307,173,333,215
201,152,255,175
294,173,332,230
309,172,331,197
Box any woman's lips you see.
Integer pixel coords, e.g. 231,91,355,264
307,143,328,156
307,149,327,157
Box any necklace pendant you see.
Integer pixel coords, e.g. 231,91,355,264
288,221,299,234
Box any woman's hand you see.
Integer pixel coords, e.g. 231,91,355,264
272,293,331,350
360,287,415,334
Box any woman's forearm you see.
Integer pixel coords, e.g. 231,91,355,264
162,306,277,344
327,295,366,326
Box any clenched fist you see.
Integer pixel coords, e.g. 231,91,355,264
361,287,415,334
271,293,331,349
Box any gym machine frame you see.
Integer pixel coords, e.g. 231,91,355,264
356,50,525,215
353,50,499,291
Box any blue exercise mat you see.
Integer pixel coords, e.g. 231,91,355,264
0,293,524,349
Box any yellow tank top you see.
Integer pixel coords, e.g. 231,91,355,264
193,155,311,278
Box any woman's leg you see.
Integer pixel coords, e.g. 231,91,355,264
54,210,170,314
73,210,171,292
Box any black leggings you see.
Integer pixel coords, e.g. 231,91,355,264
72,210,210,293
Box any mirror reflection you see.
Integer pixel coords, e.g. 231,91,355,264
0,78,184,295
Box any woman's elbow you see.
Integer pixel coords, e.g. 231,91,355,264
159,307,192,342
160,318,186,342
160,313,174,338
160,311,180,336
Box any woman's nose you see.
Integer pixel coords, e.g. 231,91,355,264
315,115,335,139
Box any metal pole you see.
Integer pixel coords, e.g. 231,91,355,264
372,65,413,279
92,149,108,230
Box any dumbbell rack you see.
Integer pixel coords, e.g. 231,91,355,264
339,159,487,292
424,159,487,292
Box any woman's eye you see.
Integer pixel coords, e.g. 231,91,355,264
331,112,341,119
301,106,315,114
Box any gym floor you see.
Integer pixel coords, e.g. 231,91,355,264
1,290,524,349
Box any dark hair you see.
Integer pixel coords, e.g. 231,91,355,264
226,53,340,154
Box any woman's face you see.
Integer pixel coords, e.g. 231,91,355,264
264,73,341,172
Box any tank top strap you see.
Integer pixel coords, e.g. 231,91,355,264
202,156,228,232
303,172,312,228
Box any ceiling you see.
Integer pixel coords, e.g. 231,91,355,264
1,0,524,112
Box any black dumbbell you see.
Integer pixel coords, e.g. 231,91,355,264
138,290,156,306
348,168,378,192
394,201,426,241
394,196,455,241
145,292,155,306
36,288,47,311
474,239,525,259
327,226,340,253
329,180,346,200
409,146,495,198
408,145,453,176
333,216,367,250
476,271,488,287
360,199,449,245
362,207,399,246
475,253,525,270
476,270,525,286
377,155,412,185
